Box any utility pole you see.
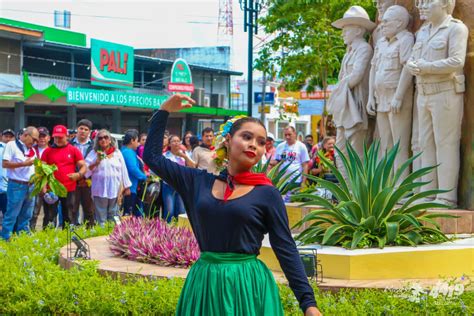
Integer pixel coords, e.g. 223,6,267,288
239,0,261,117
260,73,266,122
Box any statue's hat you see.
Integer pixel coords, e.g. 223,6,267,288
332,5,376,31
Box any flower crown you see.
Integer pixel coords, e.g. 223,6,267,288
213,115,247,168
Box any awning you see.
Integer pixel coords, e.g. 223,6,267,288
298,99,324,115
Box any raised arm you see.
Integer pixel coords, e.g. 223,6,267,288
143,94,202,194
264,187,318,314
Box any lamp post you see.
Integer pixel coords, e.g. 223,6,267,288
239,0,261,117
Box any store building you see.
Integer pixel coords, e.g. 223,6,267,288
0,17,244,136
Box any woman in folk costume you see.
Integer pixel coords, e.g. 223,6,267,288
144,94,320,315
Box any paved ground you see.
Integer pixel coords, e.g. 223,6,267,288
59,235,455,291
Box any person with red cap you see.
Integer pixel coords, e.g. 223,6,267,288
41,125,87,228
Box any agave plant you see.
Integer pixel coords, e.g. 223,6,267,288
253,159,300,195
293,141,456,249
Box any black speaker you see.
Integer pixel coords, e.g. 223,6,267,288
300,253,316,278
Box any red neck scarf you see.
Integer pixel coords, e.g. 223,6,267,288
100,146,115,156
220,170,273,202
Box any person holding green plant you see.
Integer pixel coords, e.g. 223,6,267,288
309,136,336,182
1,126,39,240
41,125,87,228
86,129,131,227
144,94,320,316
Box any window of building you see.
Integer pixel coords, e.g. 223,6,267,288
295,122,307,138
267,120,276,138
277,121,289,140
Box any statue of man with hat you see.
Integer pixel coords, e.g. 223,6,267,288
327,6,376,171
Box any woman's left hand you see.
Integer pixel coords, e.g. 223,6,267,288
305,306,322,316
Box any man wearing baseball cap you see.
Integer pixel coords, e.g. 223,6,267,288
30,127,50,230
264,132,276,162
2,129,15,143
41,125,86,228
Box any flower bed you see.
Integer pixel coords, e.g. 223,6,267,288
108,217,200,268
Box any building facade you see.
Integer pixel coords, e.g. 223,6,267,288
0,17,244,137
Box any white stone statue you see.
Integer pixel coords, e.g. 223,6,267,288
406,0,468,206
367,0,397,144
328,6,376,164
410,0,430,179
367,5,414,180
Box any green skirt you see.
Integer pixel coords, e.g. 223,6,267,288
176,252,284,316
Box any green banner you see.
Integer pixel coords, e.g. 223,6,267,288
66,87,167,109
90,39,134,90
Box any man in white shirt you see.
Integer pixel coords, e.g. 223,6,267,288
272,126,310,186
192,127,218,175
0,126,39,240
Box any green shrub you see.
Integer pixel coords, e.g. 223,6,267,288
294,141,456,249
0,228,472,314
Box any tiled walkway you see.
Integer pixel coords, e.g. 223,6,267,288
59,236,457,291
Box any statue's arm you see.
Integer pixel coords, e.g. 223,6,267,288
393,34,415,102
367,52,377,116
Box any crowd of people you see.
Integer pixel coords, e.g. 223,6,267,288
0,116,336,240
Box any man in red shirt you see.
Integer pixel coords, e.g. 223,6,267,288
41,125,87,227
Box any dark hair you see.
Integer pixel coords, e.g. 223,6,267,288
183,131,193,138
322,136,335,146
139,133,147,140
229,117,266,137
168,134,180,143
201,127,214,136
76,119,92,130
189,136,199,150
123,129,139,145
305,134,313,139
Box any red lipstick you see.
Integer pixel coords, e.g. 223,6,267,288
244,151,256,158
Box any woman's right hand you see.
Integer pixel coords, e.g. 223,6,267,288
160,94,195,113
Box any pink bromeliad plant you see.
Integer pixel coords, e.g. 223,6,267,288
108,217,200,268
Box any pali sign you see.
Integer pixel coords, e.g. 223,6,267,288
167,58,194,96
90,39,134,90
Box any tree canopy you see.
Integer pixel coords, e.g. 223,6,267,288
257,0,375,92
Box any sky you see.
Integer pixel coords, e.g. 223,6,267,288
0,0,265,79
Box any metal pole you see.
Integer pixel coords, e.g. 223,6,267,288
247,0,254,117
260,73,266,122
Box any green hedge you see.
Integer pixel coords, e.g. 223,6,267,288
0,227,472,315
